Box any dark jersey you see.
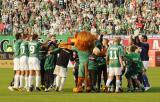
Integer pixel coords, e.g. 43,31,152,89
139,42,149,61
88,54,98,70
135,41,149,61
44,48,61,71
56,48,73,68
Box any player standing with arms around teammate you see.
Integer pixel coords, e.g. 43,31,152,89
139,35,150,91
28,34,41,92
105,37,124,93
19,34,30,90
13,33,22,90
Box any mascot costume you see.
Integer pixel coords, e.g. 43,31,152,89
72,31,96,93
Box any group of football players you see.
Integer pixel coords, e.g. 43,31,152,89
8,33,151,93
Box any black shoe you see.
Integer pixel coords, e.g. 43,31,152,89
104,86,108,93
55,87,59,92
91,88,97,93
119,87,123,92
28,87,34,92
35,87,41,91
127,89,133,93
141,87,145,92
40,85,45,91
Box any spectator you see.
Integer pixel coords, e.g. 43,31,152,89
0,0,159,35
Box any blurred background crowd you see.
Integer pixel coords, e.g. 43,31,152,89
0,0,159,36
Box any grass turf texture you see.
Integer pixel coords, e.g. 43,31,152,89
0,68,160,102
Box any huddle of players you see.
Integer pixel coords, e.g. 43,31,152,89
9,33,147,93
9,33,42,92
9,33,74,92
73,35,146,93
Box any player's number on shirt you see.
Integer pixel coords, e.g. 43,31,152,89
21,46,25,54
29,46,35,54
109,50,118,59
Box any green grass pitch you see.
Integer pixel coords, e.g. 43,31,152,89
0,68,160,102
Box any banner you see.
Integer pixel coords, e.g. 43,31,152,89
103,35,160,51
149,51,160,67
0,60,13,68
0,35,72,52
0,52,14,60
0,35,160,67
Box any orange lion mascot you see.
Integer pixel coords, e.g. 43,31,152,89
72,31,97,93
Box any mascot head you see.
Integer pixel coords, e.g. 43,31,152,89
72,31,97,51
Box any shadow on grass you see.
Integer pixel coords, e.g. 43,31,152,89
64,87,160,93
145,87,160,93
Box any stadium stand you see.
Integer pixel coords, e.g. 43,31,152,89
0,0,159,35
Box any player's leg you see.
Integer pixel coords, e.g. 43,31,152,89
13,58,21,89
30,57,41,91
102,64,107,86
19,70,25,89
59,67,68,91
24,56,29,90
133,76,145,92
142,61,151,91
44,71,49,92
28,57,35,92
19,56,25,89
125,71,134,92
115,68,122,93
54,65,61,91
88,70,93,91
35,70,41,91
97,66,102,92
24,70,29,89
8,71,16,91
47,70,54,91
105,68,114,93
90,70,97,92
73,66,78,87
40,58,45,87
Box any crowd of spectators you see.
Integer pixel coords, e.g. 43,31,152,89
0,0,159,36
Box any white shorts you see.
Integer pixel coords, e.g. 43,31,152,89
142,61,149,69
28,57,40,70
53,65,68,77
14,58,20,71
20,56,29,71
108,67,121,76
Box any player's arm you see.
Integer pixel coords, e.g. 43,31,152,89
69,50,74,61
106,48,109,65
49,48,62,54
119,48,124,70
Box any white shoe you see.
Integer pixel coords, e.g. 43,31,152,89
8,86,14,91
145,87,151,91
45,88,49,92
48,85,53,91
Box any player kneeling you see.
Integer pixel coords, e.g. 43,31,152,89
125,46,145,92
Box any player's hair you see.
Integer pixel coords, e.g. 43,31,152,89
113,37,119,44
23,34,29,39
93,47,100,54
15,33,21,40
32,34,38,40
117,37,121,44
129,45,137,52
142,35,148,41
51,34,56,38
